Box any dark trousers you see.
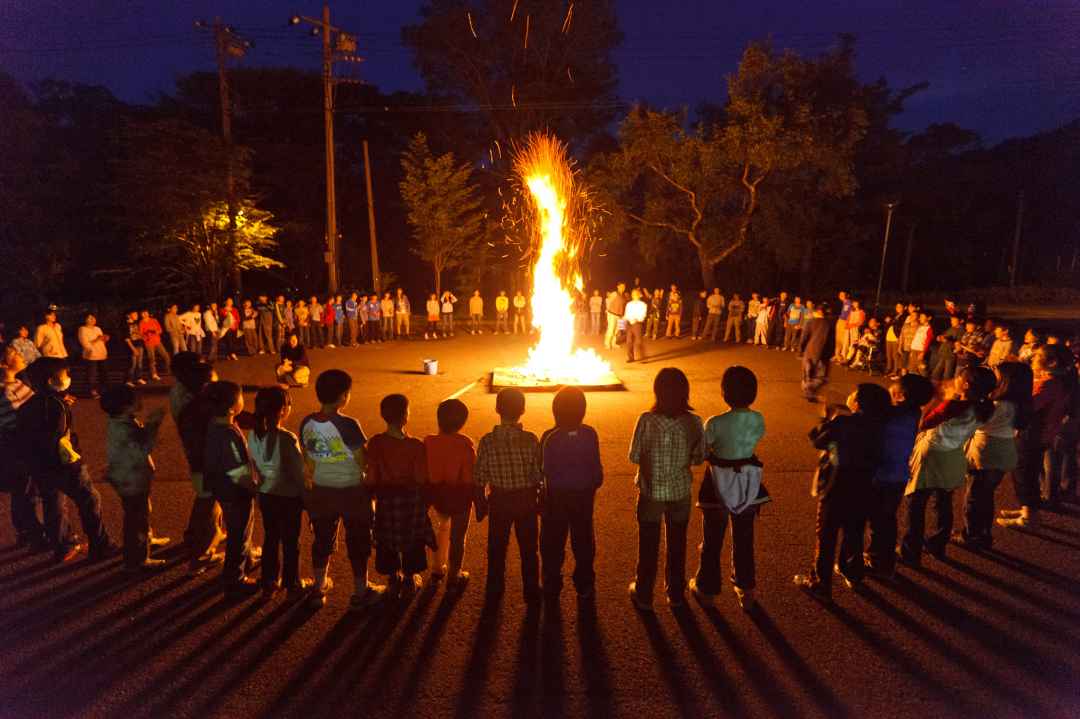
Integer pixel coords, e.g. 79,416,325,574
811,490,865,587
1041,445,1064,505
963,469,1004,545
220,496,255,588
626,321,645,361
258,320,273,352
486,487,540,595
127,346,144,383
801,357,828,399
1012,440,1046,510
540,488,596,593
258,493,303,588
5,471,45,544
635,494,690,603
931,353,957,381
120,493,151,568
702,314,720,341
864,482,905,572
695,505,756,594
311,515,371,575
334,322,344,345
37,463,110,557
901,488,953,560
85,360,106,394
1058,432,1079,499
366,320,381,343
783,325,799,350
376,543,427,576
347,318,360,345
185,489,224,564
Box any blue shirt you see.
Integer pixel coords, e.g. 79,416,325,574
345,299,358,319
334,303,345,322
876,407,920,484
839,299,853,322
541,424,603,491
786,304,805,326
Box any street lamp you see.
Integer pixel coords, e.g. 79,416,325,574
874,201,898,314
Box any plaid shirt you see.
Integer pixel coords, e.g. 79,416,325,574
629,412,705,501
475,423,542,490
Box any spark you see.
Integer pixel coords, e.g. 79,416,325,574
466,10,478,39
510,0,519,23
524,15,530,50
562,3,574,34
511,85,517,107
567,66,574,83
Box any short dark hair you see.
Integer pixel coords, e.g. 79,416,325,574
315,369,352,405
854,383,891,420
25,356,68,390
380,393,409,425
179,361,214,396
898,373,934,408
205,380,242,417
495,388,526,421
992,362,1033,430
652,367,692,417
551,386,587,429
99,384,137,417
436,399,469,433
721,366,757,408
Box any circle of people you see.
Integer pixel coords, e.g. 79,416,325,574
1,284,1077,610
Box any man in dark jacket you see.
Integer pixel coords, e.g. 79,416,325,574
800,307,833,402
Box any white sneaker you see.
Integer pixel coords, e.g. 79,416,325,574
136,379,147,385
150,374,161,381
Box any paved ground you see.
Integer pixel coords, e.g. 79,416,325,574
2,332,1079,719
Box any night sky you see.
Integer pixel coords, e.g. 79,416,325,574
3,0,1078,142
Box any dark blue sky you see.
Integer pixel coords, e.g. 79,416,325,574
3,0,1078,142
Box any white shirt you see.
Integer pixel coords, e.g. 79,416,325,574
975,400,1017,440
35,322,68,358
78,325,107,361
203,309,220,335
589,296,603,313
623,299,647,324
179,312,205,338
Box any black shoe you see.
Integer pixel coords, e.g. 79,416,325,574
87,542,121,563
793,574,832,601
895,549,921,569
225,577,260,600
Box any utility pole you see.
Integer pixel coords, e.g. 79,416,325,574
362,140,381,293
195,19,251,297
1009,190,1025,288
874,201,898,313
901,222,916,294
291,5,362,294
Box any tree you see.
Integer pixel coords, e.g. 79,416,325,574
402,0,622,153
399,132,486,293
596,40,870,288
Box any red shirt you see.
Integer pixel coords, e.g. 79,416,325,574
365,433,428,489
139,318,163,347
1031,376,1068,447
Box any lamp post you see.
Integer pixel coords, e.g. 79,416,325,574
874,201,898,313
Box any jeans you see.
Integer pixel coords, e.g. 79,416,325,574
430,509,470,576
185,336,202,355
442,313,455,335
145,343,170,376
127,346,144,383
310,515,371,576
486,487,540,595
694,505,756,594
120,493,151,568
590,312,601,335
258,493,303,588
1042,444,1065,505
833,319,849,361
801,357,828,399
541,488,596,593
645,316,660,339
220,496,255,589
496,312,509,334
347,318,360,345
901,488,953,560
604,313,619,349
396,313,411,338
665,315,681,337
334,322,344,346
885,341,900,375
204,334,219,362
298,325,310,348
36,463,110,556
1012,439,1046,510
931,352,957,381
723,316,742,342
242,325,258,355
376,543,428,576
626,322,645,361
513,313,527,334
962,469,1004,545
635,494,690,603
168,332,183,356
864,482,905,572
258,320,273,352
702,314,720,341
85,359,106,394
784,325,800,350
470,314,482,333
382,316,393,338
810,489,866,586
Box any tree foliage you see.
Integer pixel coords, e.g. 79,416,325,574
399,132,487,293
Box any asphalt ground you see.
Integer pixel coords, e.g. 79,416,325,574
2,331,1079,719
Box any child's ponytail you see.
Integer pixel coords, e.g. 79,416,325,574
253,386,289,441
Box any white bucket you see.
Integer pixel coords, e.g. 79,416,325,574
423,359,438,375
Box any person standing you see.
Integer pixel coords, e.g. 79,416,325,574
332,294,345,347
512,291,527,335
623,289,647,363
9,325,41,367
424,399,477,588
220,298,241,360
784,297,806,352
1,347,52,552
380,293,395,340
645,288,663,341
495,291,510,335
604,283,627,350
179,304,204,356
441,290,459,337
202,303,221,364
664,289,683,339
800,306,831,402
139,310,169,380
690,290,707,341
931,315,964,382
308,296,324,348
425,294,440,339
589,290,603,336
256,295,274,354
845,299,866,359
78,313,108,399
724,294,745,343
628,368,705,611
164,304,183,356
832,291,853,362
769,291,789,349
744,293,761,344
898,303,920,371
701,288,724,342
476,388,543,602
753,298,771,346
540,387,603,599
344,292,360,346
468,291,484,335
241,300,258,356
395,289,412,339
366,294,382,343
294,300,310,348
34,308,68,359
272,295,287,351
124,310,147,387
884,305,903,378
907,312,934,376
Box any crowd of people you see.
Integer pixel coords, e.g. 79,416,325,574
0,281,1077,614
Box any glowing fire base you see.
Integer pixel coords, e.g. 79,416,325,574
489,367,624,392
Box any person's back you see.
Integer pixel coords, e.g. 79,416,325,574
809,411,882,497
802,316,831,360
541,423,602,492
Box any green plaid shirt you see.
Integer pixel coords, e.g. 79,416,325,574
476,423,542,490
629,412,705,501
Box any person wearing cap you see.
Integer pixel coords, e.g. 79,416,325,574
17,357,118,563
34,307,68,359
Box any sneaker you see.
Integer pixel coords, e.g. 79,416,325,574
229,353,238,360
998,508,1025,518
996,515,1032,529
89,390,101,399
834,564,863,591
123,558,167,573
688,577,717,606
308,576,335,609
733,586,756,611
447,571,470,591
286,578,315,603
136,379,147,386
149,535,171,548
55,542,87,564
125,381,136,388
224,577,260,600
348,584,387,612
793,574,832,601
628,581,654,612
151,374,162,382
404,573,423,595
430,565,448,582
187,551,225,576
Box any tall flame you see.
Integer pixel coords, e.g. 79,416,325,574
513,135,612,384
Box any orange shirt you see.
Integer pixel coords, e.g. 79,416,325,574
423,433,476,485
365,433,427,488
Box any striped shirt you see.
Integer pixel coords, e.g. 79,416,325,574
0,379,34,435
